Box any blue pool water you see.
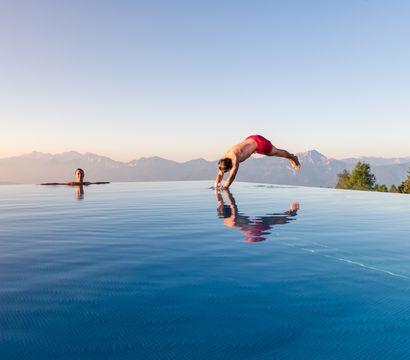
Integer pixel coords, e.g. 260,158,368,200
1,181,410,359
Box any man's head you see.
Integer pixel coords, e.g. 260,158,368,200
75,168,85,183
218,158,232,173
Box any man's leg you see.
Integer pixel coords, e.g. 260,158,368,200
267,146,301,170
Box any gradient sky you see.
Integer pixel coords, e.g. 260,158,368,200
1,0,409,161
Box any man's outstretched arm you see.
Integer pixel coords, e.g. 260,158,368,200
215,170,224,189
223,162,239,189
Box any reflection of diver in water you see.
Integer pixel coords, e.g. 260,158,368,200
215,189,299,242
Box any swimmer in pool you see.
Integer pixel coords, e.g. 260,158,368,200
215,135,300,189
40,168,110,186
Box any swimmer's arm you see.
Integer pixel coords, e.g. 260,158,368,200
223,161,239,189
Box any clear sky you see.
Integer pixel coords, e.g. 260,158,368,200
1,0,409,162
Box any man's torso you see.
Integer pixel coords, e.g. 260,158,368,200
224,138,258,163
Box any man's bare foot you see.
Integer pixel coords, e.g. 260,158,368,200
289,155,301,170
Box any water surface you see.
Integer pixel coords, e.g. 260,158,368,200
1,182,410,359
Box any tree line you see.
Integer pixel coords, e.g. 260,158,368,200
336,161,410,193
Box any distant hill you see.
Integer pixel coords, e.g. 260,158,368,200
0,150,409,187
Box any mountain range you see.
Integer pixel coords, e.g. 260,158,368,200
1,150,409,187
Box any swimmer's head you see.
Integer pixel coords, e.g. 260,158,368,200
75,168,84,183
218,158,232,173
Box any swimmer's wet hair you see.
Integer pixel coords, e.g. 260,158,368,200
218,158,232,173
75,168,84,175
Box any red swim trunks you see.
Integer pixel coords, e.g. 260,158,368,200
246,135,273,154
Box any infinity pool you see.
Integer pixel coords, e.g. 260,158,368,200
1,182,410,359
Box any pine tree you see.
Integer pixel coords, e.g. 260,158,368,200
336,162,376,191
400,168,410,194
374,184,388,192
347,162,376,191
336,169,351,189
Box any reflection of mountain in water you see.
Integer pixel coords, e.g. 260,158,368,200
216,190,299,242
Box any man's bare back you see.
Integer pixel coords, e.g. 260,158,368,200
223,138,259,164
215,135,300,189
